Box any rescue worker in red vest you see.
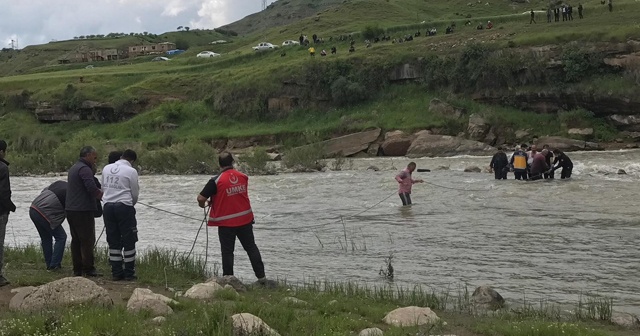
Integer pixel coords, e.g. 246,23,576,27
509,145,529,180
197,152,272,286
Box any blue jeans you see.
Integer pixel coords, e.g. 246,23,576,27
30,208,67,269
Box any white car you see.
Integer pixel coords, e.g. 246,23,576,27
152,57,170,62
282,40,300,47
197,51,221,58
210,40,228,45
253,42,277,51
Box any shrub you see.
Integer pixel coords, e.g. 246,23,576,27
330,76,367,106
561,47,605,83
282,143,325,171
52,130,104,172
558,109,595,128
362,25,385,40
237,147,276,175
138,140,218,174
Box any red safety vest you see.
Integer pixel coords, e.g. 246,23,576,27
207,169,254,227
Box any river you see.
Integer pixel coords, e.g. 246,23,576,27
6,150,640,314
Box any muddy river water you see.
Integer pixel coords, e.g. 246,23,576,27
6,150,640,314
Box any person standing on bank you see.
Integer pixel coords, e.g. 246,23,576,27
30,181,68,271
197,152,271,285
0,140,17,287
102,149,139,281
66,146,103,277
395,162,424,206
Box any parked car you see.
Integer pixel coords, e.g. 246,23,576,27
210,40,228,45
282,40,300,47
152,57,170,62
197,51,221,58
253,42,277,51
166,49,185,56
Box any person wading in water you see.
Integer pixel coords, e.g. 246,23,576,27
395,162,424,206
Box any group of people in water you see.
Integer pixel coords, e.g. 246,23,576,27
489,144,574,181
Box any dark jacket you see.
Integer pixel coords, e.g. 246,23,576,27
0,158,16,215
65,158,101,212
490,152,509,170
31,181,67,228
553,153,574,170
530,153,550,176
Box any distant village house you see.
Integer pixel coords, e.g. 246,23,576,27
128,42,176,56
58,48,127,64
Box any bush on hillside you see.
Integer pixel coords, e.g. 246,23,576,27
330,76,367,106
237,147,276,175
53,130,104,172
362,25,385,40
138,140,218,174
175,38,190,50
561,47,605,83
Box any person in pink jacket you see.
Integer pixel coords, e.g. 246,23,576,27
395,162,424,206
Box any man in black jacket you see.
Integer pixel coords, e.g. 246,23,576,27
66,146,103,277
489,146,509,180
0,140,17,287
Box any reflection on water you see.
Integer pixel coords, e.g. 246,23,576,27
5,150,640,314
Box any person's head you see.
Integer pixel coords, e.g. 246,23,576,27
108,151,123,164
521,143,528,149
553,149,563,156
531,144,538,152
515,145,521,151
542,144,549,150
218,152,234,168
80,146,98,166
497,146,503,152
0,140,6,159
121,149,137,163
541,149,549,156
407,162,417,172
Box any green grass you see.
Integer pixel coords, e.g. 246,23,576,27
0,247,635,335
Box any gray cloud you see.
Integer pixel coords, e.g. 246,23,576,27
0,0,275,48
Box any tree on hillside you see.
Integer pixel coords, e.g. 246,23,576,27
184,27,190,32
79,35,86,39
175,38,190,50
73,36,79,39
177,26,183,31
129,32,135,36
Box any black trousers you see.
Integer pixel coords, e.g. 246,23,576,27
494,168,507,180
544,170,555,179
104,203,138,278
218,223,265,279
561,167,573,179
66,211,96,275
514,170,527,180
399,193,412,206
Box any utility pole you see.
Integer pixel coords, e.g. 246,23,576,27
262,0,267,11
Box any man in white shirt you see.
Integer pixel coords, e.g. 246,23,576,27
101,149,140,281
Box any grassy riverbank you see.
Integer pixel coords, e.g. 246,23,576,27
0,246,636,335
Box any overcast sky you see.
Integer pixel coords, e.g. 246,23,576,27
1,0,276,48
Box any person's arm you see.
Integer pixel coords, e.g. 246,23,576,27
78,165,103,200
489,155,496,169
197,178,217,209
0,165,16,212
395,171,407,183
130,170,140,206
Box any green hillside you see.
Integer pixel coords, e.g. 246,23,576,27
0,0,640,174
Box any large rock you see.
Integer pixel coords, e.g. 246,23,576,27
383,306,439,327
210,275,247,292
568,128,594,136
464,166,482,173
127,288,177,316
407,134,496,157
359,327,384,336
232,313,281,336
10,277,113,312
381,131,413,156
515,129,530,141
609,114,640,131
293,128,381,157
471,286,505,310
467,114,490,141
184,282,224,300
535,136,600,151
611,312,640,328
429,98,464,118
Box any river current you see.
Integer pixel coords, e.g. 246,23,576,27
6,150,640,314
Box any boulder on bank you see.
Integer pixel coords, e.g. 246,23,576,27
127,288,176,316
232,313,281,336
467,114,490,141
406,134,496,157
382,306,440,327
292,128,381,157
429,98,464,118
609,114,640,131
515,129,531,141
210,275,247,292
359,327,384,336
381,130,413,156
10,277,113,312
184,282,224,300
535,136,599,151
471,286,505,310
